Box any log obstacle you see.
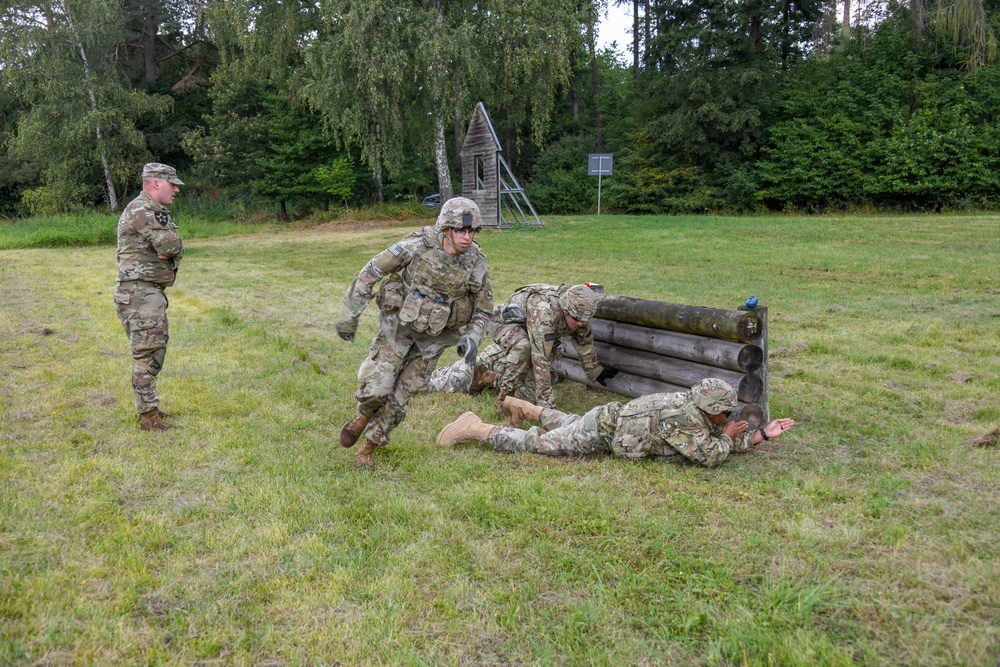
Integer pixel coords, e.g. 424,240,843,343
553,292,770,428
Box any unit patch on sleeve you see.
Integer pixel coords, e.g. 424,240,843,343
388,243,404,256
154,211,171,227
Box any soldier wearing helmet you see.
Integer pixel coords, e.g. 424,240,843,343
335,196,494,468
426,283,618,410
436,378,796,467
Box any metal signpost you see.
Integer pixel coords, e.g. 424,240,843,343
588,153,613,215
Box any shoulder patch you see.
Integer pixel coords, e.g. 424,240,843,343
388,243,404,256
154,210,170,227
544,332,558,341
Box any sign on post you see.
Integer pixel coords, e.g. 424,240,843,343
588,153,613,215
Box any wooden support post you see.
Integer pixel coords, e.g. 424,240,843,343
739,304,770,422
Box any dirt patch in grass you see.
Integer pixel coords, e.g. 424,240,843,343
971,427,999,448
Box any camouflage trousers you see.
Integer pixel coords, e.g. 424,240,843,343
426,342,506,394
355,329,441,446
489,401,622,457
426,341,542,402
114,280,169,414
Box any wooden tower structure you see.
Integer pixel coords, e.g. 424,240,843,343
461,102,542,228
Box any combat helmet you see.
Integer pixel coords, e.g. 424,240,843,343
435,197,483,231
690,378,738,415
559,284,600,322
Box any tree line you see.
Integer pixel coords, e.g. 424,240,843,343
1,0,998,218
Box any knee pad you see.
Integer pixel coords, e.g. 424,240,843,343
139,348,166,376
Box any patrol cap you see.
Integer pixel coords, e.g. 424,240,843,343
436,197,483,230
142,162,184,185
690,378,738,415
560,284,600,322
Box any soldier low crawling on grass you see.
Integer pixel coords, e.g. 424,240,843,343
437,378,796,467
426,283,618,410
114,163,185,431
335,197,495,468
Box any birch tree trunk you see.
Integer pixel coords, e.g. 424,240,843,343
434,114,453,202
59,0,119,211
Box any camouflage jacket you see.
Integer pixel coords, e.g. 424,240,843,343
610,391,755,467
502,284,603,402
116,192,184,286
338,226,494,357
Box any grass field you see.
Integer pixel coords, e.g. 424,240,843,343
1,213,998,665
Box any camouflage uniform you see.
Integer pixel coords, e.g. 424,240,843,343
493,284,603,408
426,284,602,406
336,208,494,448
489,381,756,467
114,164,184,415
426,341,505,393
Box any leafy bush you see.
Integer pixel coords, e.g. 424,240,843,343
525,135,596,214
604,163,716,214
757,20,1000,211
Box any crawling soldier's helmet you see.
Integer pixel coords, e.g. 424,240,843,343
690,378,738,415
435,197,484,231
559,284,599,323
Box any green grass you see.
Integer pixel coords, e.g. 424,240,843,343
1,213,998,665
0,212,277,250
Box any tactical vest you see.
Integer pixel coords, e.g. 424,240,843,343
507,284,567,312
610,392,691,461
388,227,482,336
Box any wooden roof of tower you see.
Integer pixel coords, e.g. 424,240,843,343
467,102,501,153
461,102,502,227
461,102,543,228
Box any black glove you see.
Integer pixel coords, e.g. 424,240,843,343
336,319,358,343
456,335,477,365
595,367,619,386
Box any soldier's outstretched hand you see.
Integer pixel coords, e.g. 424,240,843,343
723,420,749,439
761,418,796,439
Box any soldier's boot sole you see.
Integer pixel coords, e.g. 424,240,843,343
501,396,544,429
436,411,497,446
355,440,377,469
340,413,370,448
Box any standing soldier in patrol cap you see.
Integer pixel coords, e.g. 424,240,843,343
114,163,185,430
427,283,618,409
336,196,495,468
437,378,796,467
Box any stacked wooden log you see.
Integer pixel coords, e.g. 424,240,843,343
553,294,770,427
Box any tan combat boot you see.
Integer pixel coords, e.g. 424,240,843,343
355,439,378,469
340,413,370,448
468,363,499,395
139,409,172,431
436,411,497,445
501,396,544,428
